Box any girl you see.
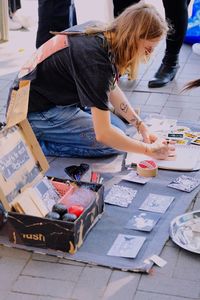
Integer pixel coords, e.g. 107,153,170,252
11,2,175,159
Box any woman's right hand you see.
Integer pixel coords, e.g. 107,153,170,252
146,138,176,160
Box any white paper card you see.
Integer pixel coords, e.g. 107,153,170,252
105,184,137,207
121,171,152,184
125,211,161,232
107,234,146,258
149,255,167,267
139,193,175,213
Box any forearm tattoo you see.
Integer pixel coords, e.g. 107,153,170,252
120,103,128,113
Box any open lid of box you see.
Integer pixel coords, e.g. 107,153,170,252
0,80,49,211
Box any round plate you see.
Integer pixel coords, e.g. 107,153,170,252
170,210,200,254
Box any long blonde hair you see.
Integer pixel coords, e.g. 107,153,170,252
183,79,200,90
86,1,168,79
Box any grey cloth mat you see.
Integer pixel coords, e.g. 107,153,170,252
0,169,199,273
0,120,200,273
45,154,125,182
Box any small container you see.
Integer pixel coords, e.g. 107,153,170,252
51,180,74,197
59,187,96,209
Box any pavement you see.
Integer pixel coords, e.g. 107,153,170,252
0,1,200,300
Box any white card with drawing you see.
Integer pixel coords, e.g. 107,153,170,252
121,170,152,184
139,193,175,214
105,184,137,207
168,175,200,192
107,234,146,258
125,211,161,232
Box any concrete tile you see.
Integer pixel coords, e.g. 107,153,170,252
0,79,10,90
134,291,194,300
75,265,112,288
0,256,28,291
0,113,6,123
146,93,169,106
168,95,199,102
149,245,180,277
128,92,150,106
31,252,59,263
59,257,87,267
139,104,162,114
102,270,140,300
138,273,200,298
165,101,200,110
0,87,11,103
5,293,66,300
160,107,182,119
0,290,9,300
165,238,177,248
173,250,200,281
22,259,83,282
71,266,112,300
193,192,200,210
0,245,31,259
71,282,105,300
181,63,200,75
12,275,76,298
179,109,200,122
188,87,200,97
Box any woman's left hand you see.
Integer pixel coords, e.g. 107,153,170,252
139,122,157,144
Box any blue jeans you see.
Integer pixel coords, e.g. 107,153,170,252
28,105,127,157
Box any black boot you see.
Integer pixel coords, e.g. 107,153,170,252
148,53,180,88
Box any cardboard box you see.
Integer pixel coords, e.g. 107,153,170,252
7,179,104,253
0,80,104,253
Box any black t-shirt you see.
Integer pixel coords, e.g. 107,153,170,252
27,30,116,113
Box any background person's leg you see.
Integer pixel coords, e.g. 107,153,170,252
28,106,126,157
148,0,191,88
8,0,21,15
36,0,77,48
113,0,140,17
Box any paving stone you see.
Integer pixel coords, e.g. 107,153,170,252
134,291,194,300
31,252,59,263
71,282,105,300
128,92,150,106
74,265,112,288
146,93,169,106
59,257,87,267
138,273,200,298
179,109,200,122
168,95,199,102
150,245,180,277
165,101,200,110
160,107,182,119
0,256,28,291
0,79,10,90
5,293,66,300
193,192,200,210
102,270,140,300
22,260,83,282
165,238,177,248
181,63,200,76
0,290,9,300
139,104,162,114
0,245,31,259
173,250,200,281
71,266,112,299
12,275,76,298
